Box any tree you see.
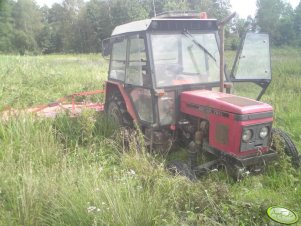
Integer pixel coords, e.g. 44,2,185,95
163,0,189,11
60,0,85,52
256,0,296,46
294,1,301,45
0,0,14,52
46,3,65,52
12,0,43,54
1,0,268,53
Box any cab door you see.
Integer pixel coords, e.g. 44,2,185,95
230,32,271,100
125,33,155,125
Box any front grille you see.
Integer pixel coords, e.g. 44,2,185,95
240,123,272,152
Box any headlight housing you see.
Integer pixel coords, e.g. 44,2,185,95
242,129,253,142
259,126,269,139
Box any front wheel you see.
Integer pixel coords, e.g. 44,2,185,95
270,128,300,168
167,160,196,180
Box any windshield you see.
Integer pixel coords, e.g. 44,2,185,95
151,32,220,88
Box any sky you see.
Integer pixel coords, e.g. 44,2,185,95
35,0,300,19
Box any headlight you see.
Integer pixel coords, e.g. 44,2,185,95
259,126,269,139
242,129,252,142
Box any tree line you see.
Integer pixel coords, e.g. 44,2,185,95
0,0,300,54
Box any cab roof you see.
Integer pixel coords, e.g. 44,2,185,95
111,18,218,36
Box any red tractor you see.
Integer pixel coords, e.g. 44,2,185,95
102,11,300,179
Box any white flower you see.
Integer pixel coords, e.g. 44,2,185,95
129,169,136,176
87,206,97,213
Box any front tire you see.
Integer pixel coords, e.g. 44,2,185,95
271,128,300,168
167,160,196,180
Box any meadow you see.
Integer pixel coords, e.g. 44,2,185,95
0,49,300,226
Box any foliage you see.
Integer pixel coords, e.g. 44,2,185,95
256,0,300,46
294,2,301,45
1,0,301,54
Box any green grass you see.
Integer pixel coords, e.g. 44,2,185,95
0,50,300,225
0,54,107,108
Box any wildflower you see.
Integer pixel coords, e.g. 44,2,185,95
87,206,97,213
129,169,136,176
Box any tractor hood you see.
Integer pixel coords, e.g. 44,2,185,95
180,90,273,116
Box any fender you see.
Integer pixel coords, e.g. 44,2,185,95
105,81,138,121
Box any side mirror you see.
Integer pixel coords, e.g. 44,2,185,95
102,38,111,59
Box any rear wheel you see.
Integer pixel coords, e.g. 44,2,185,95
271,128,300,168
106,94,133,128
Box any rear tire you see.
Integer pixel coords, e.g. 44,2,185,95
271,128,300,168
106,94,132,128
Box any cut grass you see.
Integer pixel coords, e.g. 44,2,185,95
0,49,300,225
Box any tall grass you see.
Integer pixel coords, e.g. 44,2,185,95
265,48,301,149
0,54,107,108
0,113,230,225
0,51,300,225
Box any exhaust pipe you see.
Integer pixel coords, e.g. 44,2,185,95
218,12,236,93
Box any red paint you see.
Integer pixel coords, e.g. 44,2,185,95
172,79,195,85
181,90,272,114
105,81,138,121
180,89,273,157
200,12,208,19
170,124,176,131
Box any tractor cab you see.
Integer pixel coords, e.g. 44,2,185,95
103,12,271,128
104,14,224,127
102,12,299,178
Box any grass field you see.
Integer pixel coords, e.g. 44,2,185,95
0,49,300,225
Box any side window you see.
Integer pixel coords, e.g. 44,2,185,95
110,38,127,81
126,35,149,86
